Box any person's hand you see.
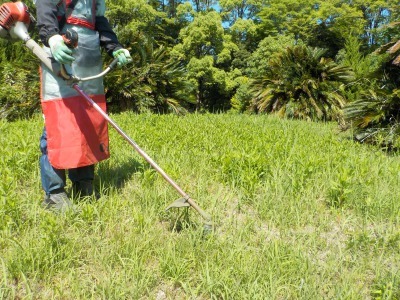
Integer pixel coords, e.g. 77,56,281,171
112,49,132,67
48,34,75,64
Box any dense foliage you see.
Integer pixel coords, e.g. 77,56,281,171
1,0,400,144
250,45,354,121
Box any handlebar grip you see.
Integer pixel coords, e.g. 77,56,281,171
63,29,78,49
109,57,119,70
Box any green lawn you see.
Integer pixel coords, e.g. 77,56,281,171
1,113,400,299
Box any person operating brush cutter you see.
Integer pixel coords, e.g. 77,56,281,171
34,0,132,212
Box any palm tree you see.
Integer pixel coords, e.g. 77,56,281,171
343,89,400,147
105,42,195,114
251,45,354,121
343,41,400,148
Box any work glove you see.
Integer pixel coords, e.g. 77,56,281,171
112,49,132,67
48,34,75,64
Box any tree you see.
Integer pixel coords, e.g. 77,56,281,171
335,34,386,104
171,10,239,110
343,40,400,148
251,45,354,121
189,0,216,12
104,0,198,113
257,0,317,41
343,89,400,148
314,1,365,41
246,34,298,77
256,0,399,58
314,0,398,52
357,0,397,48
105,44,195,114
230,35,299,112
219,0,263,25
106,0,170,47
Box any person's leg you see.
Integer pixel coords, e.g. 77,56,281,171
40,127,72,211
69,165,95,197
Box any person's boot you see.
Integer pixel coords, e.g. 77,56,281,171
72,180,99,199
42,189,72,213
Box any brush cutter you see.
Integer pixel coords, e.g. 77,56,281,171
0,1,213,232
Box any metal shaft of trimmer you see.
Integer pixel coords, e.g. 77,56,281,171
72,83,213,225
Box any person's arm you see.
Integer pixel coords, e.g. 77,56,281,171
95,16,122,57
95,16,132,66
35,0,60,47
35,0,75,64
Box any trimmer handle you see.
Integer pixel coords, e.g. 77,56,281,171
109,57,119,70
62,28,78,49
58,29,78,81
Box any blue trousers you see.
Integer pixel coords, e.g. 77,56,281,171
39,128,94,194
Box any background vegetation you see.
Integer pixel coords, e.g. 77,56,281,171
1,113,400,299
1,0,400,145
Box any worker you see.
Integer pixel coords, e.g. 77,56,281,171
35,0,132,212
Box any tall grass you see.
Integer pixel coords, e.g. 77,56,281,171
1,113,400,299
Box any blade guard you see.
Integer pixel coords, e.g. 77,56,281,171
166,198,190,210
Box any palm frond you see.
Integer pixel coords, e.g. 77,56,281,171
250,44,354,121
344,88,400,147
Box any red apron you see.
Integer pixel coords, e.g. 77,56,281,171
40,21,109,169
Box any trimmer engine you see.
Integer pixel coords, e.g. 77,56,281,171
0,2,57,76
0,2,33,41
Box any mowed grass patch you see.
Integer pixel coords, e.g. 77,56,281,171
1,113,400,299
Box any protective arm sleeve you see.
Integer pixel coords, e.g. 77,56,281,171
95,16,123,57
35,0,60,47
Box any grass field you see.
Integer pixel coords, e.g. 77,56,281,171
1,112,400,299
